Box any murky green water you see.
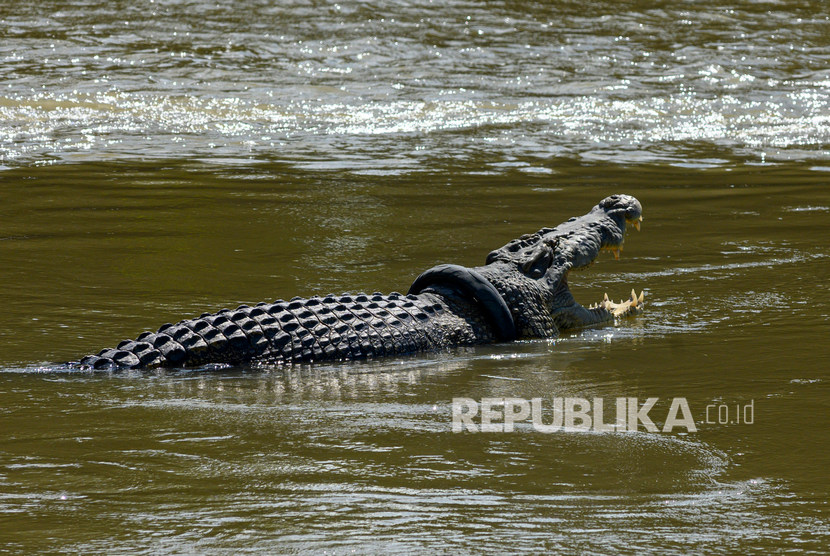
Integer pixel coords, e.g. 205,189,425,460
2,1,830,553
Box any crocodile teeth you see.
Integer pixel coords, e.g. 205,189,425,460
591,289,645,317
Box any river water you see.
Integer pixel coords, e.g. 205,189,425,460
1,1,829,553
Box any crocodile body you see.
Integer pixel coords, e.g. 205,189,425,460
75,194,645,371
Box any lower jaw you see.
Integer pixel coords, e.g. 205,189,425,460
587,289,645,318
552,288,645,332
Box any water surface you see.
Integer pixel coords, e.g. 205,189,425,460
1,0,829,553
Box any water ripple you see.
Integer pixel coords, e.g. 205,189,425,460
1,1,829,168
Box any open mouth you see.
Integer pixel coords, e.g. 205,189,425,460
589,215,646,318
555,213,646,325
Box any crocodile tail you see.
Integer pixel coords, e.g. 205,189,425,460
73,291,437,371
76,301,283,370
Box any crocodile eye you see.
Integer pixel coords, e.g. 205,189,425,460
530,268,544,279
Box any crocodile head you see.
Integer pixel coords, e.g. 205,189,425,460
477,194,645,337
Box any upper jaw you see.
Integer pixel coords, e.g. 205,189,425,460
485,194,644,275
542,194,643,274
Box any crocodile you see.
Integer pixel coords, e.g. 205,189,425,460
74,194,645,371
